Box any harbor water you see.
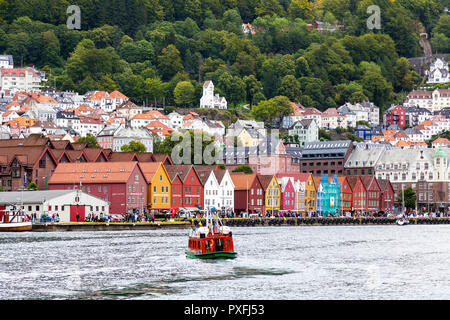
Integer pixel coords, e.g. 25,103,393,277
1,225,449,300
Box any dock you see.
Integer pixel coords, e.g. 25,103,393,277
32,220,191,231
30,217,450,231
210,216,450,227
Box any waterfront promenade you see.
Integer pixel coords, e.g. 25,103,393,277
30,216,450,231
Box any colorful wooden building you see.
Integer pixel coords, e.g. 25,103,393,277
48,162,147,214
230,173,264,215
139,162,172,213
377,178,395,213
165,164,203,214
362,176,381,212
347,176,366,213
316,174,341,216
277,176,296,211
303,174,317,214
259,175,281,216
338,176,353,215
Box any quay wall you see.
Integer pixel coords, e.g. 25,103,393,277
30,217,450,231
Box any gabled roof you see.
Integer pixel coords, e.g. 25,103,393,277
139,162,168,183
48,162,141,184
376,178,391,193
83,148,109,162
361,176,379,191
230,173,256,190
108,152,138,162
0,146,57,168
258,174,277,191
337,176,351,192
165,164,193,183
193,165,220,185
152,153,173,165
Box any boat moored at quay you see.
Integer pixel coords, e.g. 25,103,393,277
0,208,32,232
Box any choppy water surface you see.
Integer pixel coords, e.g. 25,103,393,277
1,225,449,300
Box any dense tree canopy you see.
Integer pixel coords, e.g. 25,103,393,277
0,0,446,111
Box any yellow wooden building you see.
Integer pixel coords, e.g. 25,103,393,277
139,162,172,212
304,174,317,214
259,175,281,216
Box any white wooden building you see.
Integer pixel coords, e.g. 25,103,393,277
0,190,109,223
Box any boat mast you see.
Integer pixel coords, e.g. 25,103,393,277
402,185,405,215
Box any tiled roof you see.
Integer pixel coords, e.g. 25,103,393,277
230,173,256,190
432,137,450,144
165,164,193,182
132,111,168,120
108,90,128,99
0,146,55,167
258,174,275,190
49,162,140,184
139,162,164,182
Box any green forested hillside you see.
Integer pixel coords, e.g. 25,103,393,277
0,0,448,113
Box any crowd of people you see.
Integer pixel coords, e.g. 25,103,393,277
25,209,449,224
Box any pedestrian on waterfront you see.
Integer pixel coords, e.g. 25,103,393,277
151,214,155,223
76,213,80,222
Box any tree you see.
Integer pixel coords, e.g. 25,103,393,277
278,75,301,102
217,72,246,106
75,133,100,148
251,96,293,126
243,75,263,106
396,186,417,210
288,0,313,20
174,81,195,107
232,165,253,174
157,44,184,81
66,39,122,84
121,140,147,153
144,77,168,107
255,0,285,17
154,130,218,165
27,181,38,191
359,71,394,109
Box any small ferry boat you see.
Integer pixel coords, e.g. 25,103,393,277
396,215,410,226
0,208,32,232
186,213,237,259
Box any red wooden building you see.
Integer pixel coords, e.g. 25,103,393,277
230,173,265,216
385,104,406,128
338,176,353,215
377,178,395,213
165,164,204,214
347,176,366,213
48,162,147,214
362,176,381,212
